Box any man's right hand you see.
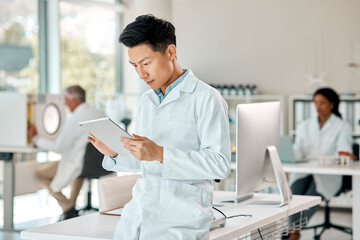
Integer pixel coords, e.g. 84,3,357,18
87,133,118,158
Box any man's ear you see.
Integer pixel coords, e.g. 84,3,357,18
167,44,177,60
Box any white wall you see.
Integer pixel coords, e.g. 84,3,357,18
122,0,172,93
172,0,360,95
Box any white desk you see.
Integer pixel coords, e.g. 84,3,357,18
283,161,360,240
0,146,42,230
20,193,320,240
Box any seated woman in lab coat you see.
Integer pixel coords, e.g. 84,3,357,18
287,88,353,240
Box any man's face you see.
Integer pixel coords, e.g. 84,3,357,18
128,44,174,92
64,95,78,112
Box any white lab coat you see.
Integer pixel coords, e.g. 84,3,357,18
103,70,231,240
290,113,352,200
34,103,106,192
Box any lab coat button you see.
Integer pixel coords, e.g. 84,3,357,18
145,184,152,191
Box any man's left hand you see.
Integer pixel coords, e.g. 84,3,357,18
28,123,38,140
120,134,164,163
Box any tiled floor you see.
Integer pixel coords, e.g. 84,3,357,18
0,183,96,240
300,208,352,240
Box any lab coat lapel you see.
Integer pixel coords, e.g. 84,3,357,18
144,70,198,109
320,114,335,133
158,70,197,108
145,90,161,108
159,87,180,107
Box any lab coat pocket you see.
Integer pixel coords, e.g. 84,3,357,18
120,178,143,221
159,180,203,227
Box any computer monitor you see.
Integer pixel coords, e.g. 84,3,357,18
235,101,292,207
0,92,27,147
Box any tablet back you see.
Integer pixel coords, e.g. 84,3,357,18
79,117,132,158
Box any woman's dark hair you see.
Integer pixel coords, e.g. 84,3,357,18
119,14,176,54
313,87,342,119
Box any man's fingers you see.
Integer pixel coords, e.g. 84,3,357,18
120,137,141,144
122,141,141,149
132,134,147,140
123,140,146,149
89,133,97,139
87,136,95,143
123,144,140,152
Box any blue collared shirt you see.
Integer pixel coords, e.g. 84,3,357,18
154,69,189,103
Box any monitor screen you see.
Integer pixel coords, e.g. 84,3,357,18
0,92,27,147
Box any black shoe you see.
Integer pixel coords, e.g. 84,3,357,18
281,234,289,240
58,207,79,221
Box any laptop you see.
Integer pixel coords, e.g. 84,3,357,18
280,135,308,163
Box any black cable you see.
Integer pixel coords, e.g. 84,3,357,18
257,228,264,240
226,213,253,219
212,206,253,219
212,206,227,218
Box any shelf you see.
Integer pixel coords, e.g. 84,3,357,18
289,94,360,138
224,95,284,101
290,95,360,101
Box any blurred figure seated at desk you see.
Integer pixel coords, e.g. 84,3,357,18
28,85,106,221
286,88,355,240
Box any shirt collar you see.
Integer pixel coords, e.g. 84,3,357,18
145,69,198,107
179,69,197,93
154,69,189,103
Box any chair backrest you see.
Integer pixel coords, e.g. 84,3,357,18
352,142,359,161
98,174,141,213
79,142,112,179
338,142,359,194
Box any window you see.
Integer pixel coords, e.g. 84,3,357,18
0,0,39,93
59,1,117,105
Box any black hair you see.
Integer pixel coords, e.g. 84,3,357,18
119,14,176,53
313,87,342,119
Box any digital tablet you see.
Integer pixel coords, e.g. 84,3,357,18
79,117,133,158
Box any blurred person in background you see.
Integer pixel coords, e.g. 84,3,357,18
28,85,106,220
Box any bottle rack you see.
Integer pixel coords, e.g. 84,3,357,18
238,216,307,240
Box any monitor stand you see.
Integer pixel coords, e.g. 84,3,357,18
247,146,293,208
218,192,254,203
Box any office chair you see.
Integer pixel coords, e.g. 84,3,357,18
302,143,359,239
78,142,112,213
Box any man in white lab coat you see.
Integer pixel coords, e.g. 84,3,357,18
28,85,106,220
88,15,231,239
